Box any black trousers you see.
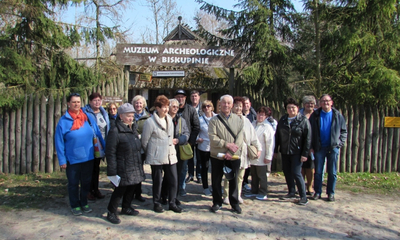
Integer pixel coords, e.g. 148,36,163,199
151,164,178,206
90,158,102,193
198,150,210,189
282,154,306,198
210,157,240,208
107,184,138,213
188,145,202,179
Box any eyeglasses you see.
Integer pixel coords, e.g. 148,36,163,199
110,108,117,110
69,93,80,97
171,105,179,108
203,105,212,108
320,99,332,103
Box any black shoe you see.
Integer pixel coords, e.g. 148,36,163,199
185,176,194,183
135,195,146,202
312,193,321,200
95,190,105,199
121,207,139,216
196,178,202,184
107,212,121,224
161,198,168,205
298,198,309,206
279,193,296,200
175,198,181,206
169,205,182,213
232,205,242,214
211,204,221,213
328,194,335,202
154,204,164,213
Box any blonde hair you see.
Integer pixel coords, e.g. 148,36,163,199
131,95,147,108
201,100,214,111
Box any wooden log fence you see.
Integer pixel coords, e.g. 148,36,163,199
1,80,400,174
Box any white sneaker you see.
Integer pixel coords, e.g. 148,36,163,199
223,197,230,205
243,184,251,192
244,193,257,198
256,195,268,201
203,188,212,196
238,197,244,204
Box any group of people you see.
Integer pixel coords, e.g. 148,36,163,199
55,90,347,224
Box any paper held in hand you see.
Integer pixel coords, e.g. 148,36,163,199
217,153,240,160
108,175,121,187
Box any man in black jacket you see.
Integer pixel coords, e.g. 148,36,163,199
309,94,347,202
175,89,200,196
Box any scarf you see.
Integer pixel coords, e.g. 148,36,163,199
68,109,88,130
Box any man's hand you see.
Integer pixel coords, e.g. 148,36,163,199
257,151,261,158
301,156,307,162
226,143,239,153
60,164,67,169
197,138,204,143
225,152,233,160
173,138,179,145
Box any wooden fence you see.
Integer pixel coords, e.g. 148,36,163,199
1,76,399,174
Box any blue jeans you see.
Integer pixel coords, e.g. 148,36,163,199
66,160,94,208
314,147,339,195
177,158,188,192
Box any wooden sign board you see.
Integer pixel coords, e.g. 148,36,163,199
139,74,152,82
116,44,241,68
384,117,400,128
102,96,123,108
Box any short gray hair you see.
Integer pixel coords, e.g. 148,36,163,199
169,98,179,106
220,94,233,103
302,95,316,105
131,95,147,108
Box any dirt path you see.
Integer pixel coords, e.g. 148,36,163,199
1,165,399,240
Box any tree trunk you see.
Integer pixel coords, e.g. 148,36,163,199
358,105,366,172
15,107,22,174
364,105,373,172
21,97,28,174
27,95,34,173
346,105,353,172
371,107,380,173
54,94,62,171
40,95,47,172
351,104,359,172
9,110,16,174
3,111,9,173
46,94,54,173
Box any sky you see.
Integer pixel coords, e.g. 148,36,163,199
63,0,303,43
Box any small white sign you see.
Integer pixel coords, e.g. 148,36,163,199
152,71,185,77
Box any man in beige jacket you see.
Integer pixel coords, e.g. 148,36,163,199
208,95,244,214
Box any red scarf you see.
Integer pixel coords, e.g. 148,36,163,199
68,109,88,130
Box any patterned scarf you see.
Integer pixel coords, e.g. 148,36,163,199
68,109,88,130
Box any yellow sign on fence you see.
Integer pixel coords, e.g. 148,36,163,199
384,117,400,127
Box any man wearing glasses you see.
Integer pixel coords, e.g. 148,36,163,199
309,94,347,202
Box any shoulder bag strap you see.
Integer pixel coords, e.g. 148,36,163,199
217,114,236,141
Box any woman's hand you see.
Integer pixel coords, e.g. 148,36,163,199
197,138,204,143
257,151,261,158
264,159,271,164
60,164,67,169
173,138,179,145
301,156,307,162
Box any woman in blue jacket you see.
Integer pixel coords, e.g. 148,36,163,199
55,93,105,216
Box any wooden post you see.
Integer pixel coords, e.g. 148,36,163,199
378,107,389,173
346,105,353,172
21,97,28,174
40,95,47,172
392,107,400,171
339,105,347,172
371,106,380,173
33,94,40,173
54,94,62,171
229,68,234,96
3,111,9,173
351,104,359,172
15,107,22,174
9,110,16,174
0,109,3,173
386,107,394,172
358,105,366,172
26,95,34,173
364,105,373,172
46,94,54,173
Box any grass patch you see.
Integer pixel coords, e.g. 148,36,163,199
0,171,68,211
336,172,400,195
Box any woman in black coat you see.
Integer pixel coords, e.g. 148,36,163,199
274,98,311,206
105,103,145,224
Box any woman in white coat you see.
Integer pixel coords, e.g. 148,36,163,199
245,106,275,200
141,95,182,214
